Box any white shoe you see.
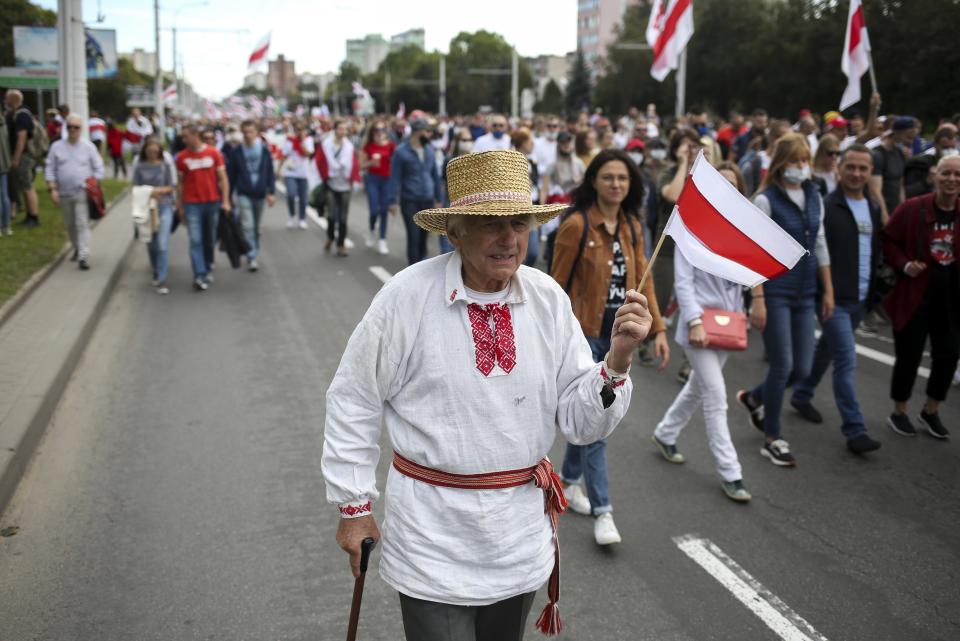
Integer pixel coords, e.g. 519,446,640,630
344,237,355,249
377,239,389,255
365,231,376,248
563,484,592,516
594,513,622,546
298,219,308,230
286,218,295,229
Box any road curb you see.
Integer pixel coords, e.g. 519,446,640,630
0,188,134,515
0,186,131,330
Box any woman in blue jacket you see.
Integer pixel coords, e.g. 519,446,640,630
737,133,834,467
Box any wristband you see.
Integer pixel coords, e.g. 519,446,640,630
688,318,704,328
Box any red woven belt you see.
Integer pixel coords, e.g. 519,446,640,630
392,451,568,636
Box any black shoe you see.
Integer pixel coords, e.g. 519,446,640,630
887,413,916,437
676,362,691,384
761,439,796,467
737,389,764,432
19,216,39,227
78,259,90,271
847,434,882,454
791,400,823,424
918,411,950,440
70,249,78,262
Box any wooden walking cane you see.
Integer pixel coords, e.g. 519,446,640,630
345,537,376,641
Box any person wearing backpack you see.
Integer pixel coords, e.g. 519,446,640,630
0,107,12,236
4,90,42,228
549,148,669,546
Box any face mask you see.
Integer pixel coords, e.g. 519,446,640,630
545,130,558,142
459,141,474,153
418,133,431,145
628,152,644,166
431,139,445,150
492,130,505,139
228,132,242,144
650,149,667,161
783,164,811,185
558,148,572,157
696,124,710,136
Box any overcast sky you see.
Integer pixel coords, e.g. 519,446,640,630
37,0,579,100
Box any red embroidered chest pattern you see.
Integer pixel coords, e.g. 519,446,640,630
467,303,517,376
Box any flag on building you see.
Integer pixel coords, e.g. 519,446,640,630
648,0,694,82
161,84,177,103
662,152,807,287
839,0,871,111
248,32,271,69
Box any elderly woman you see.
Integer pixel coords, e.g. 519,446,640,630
322,150,652,640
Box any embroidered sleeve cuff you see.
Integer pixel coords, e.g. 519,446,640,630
600,361,628,388
338,500,374,519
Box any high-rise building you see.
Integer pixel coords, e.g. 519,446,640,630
390,29,425,51
577,0,642,70
119,48,157,76
525,54,573,99
346,29,426,75
267,55,296,97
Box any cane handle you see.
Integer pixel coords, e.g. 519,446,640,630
359,537,376,574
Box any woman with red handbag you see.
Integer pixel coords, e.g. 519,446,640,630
652,163,752,503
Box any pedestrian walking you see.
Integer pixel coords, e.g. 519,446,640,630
389,119,443,265
44,115,104,271
106,119,126,178
125,108,154,156
175,124,231,291
5,90,41,228
281,121,314,230
790,144,883,454
882,155,960,440
227,120,276,272
322,149,652,640
132,138,176,294
652,161,752,502
359,119,395,255
550,149,669,544
736,133,834,467
317,119,361,256
870,116,915,222
471,113,510,153
88,110,106,154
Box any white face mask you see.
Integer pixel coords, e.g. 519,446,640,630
228,132,242,144
431,139,445,150
650,149,667,161
628,152,644,166
458,141,474,154
545,130,558,142
783,164,811,185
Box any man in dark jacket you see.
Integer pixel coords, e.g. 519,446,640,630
791,144,883,454
228,120,276,271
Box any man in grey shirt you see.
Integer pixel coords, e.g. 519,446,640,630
45,114,104,270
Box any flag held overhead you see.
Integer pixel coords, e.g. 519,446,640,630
663,152,807,288
839,0,872,111
248,32,271,69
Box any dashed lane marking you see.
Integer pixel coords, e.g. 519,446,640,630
815,330,930,379
369,266,392,284
674,535,830,641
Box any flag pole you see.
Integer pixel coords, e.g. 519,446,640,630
866,49,879,96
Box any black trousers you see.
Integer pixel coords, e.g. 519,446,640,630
399,591,536,641
891,291,960,403
327,189,351,248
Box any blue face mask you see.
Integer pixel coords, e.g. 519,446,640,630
696,124,710,136
492,130,505,139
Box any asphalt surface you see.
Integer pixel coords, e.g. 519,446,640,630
1,194,958,641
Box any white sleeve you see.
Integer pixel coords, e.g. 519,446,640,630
753,194,772,217
90,143,104,180
554,296,632,446
673,249,703,327
814,194,830,267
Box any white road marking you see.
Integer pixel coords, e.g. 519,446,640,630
369,266,393,284
814,330,930,379
674,535,829,641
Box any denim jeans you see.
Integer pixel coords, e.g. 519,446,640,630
560,336,612,515
184,201,220,279
236,195,264,259
284,176,308,221
792,302,866,439
438,234,455,254
523,228,540,267
0,173,11,229
750,296,816,439
327,189,351,248
400,198,431,265
364,173,391,240
147,203,174,283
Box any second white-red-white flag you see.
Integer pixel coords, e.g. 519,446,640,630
648,0,694,82
663,153,807,288
839,0,871,111
248,32,271,69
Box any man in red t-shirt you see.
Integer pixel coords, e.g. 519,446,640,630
176,125,231,290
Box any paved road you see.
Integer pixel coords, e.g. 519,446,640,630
1,195,958,641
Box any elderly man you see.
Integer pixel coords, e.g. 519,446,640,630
472,113,512,153
322,150,652,640
45,115,104,270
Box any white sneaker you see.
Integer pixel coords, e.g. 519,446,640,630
298,219,308,230
365,231,376,248
563,484,592,516
594,513,622,546
344,237,355,249
377,239,389,255
286,218,295,229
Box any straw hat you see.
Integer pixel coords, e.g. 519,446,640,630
414,150,569,235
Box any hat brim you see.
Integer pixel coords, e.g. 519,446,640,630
413,202,569,235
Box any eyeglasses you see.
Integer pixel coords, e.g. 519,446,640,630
491,123,506,129
66,125,81,130
373,127,386,132
546,123,559,129
827,150,841,157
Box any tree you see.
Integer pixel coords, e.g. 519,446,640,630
87,58,154,120
444,30,533,115
535,79,564,115
564,50,592,115
325,61,363,114
366,45,442,115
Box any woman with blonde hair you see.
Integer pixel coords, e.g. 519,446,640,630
736,133,834,467
812,133,841,195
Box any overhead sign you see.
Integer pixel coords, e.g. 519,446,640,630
126,86,155,108
12,26,118,79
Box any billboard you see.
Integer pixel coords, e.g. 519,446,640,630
12,26,118,79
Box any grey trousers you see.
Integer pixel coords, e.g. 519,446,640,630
399,591,537,641
60,192,91,261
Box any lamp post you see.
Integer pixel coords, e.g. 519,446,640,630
170,1,209,113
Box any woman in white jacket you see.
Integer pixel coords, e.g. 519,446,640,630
651,162,751,502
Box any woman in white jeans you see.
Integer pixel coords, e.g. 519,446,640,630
651,162,751,503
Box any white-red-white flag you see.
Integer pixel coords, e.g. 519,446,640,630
649,0,694,82
839,0,871,111
645,0,667,47
248,32,271,69
663,153,806,287
161,84,177,103
395,102,406,120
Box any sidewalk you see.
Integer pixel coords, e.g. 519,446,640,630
0,191,134,512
